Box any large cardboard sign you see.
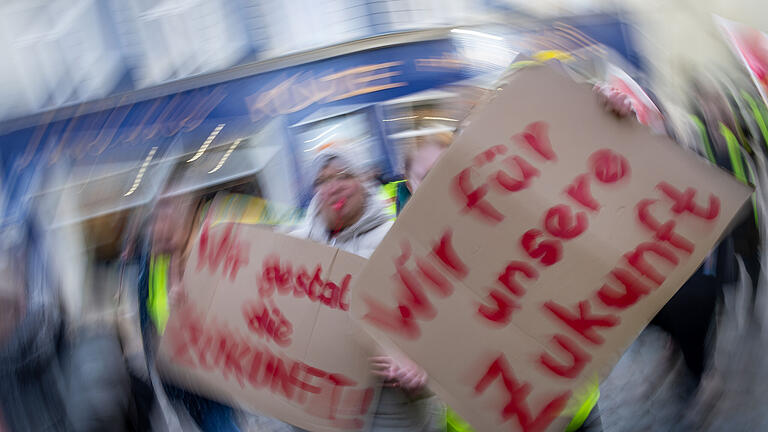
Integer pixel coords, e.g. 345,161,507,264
350,66,752,432
158,223,376,432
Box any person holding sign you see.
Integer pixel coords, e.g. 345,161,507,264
291,151,443,432
390,83,644,432
138,191,245,432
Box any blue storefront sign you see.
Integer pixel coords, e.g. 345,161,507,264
0,37,476,217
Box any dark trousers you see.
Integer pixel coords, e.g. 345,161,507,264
650,271,720,380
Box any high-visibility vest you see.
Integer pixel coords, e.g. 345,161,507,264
564,376,600,432
444,378,599,432
379,181,403,220
147,254,171,334
690,114,757,225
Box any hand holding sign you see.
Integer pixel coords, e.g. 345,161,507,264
370,356,428,393
594,82,635,118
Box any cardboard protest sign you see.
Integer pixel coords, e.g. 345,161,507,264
350,65,752,432
157,223,377,432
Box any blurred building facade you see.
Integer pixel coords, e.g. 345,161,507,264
0,0,491,122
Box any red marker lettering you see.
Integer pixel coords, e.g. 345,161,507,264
361,296,420,339
326,374,356,422
589,149,630,184
497,261,538,296
415,257,453,297
636,199,695,254
273,308,292,345
171,317,373,425
243,301,293,347
247,349,267,388
259,256,280,297
543,300,619,345
265,355,296,400
292,363,326,393
263,257,347,311
543,205,589,240
320,281,339,308
338,274,352,311
475,354,570,432
193,331,215,370
290,363,326,404
305,266,324,301
565,174,600,211
597,268,653,309
453,167,505,224
221,339,252,388
513,121,557,162
276,263,293,295
293,267,307,297
521,229,562,267
432,229,469,279
657,181,720,220
197,223,249,281
538,334,591,379
212,334,229,369
170,334,195,367
493,155,540,192
394,262,437,320
474,144,509,167
624,242,679,286
169,316,200,367
393,242,436,319
478,289,519,325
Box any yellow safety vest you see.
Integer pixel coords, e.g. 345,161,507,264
379,181,401,220
148,254,171,334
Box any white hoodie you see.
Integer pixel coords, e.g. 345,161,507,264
289,185,393,259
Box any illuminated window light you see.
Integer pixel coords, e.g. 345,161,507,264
383,115,417,122
124,146,158,197
304,134,336,152
208,139,242,174
422,116,458,122
304,123,341,143
451,28,504,41
187,123,225,162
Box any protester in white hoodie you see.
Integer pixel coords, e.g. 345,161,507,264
291,151,442,432
291,152,393,256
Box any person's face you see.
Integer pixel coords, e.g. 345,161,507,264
407,145,445,193
152,198,193,254
314,160,366,231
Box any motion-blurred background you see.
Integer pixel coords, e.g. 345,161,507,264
2,1,768,430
